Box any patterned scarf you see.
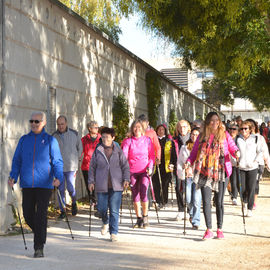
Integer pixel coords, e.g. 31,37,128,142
193,136,225,191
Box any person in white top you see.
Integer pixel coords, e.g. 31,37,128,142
177,127,201,229
236,120,263,217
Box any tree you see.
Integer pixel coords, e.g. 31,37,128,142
202,79,234,110
60,0,122,41
114,0,270,109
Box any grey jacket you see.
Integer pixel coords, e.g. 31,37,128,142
88,142,130,192
52,128,83,172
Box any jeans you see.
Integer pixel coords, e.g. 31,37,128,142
58,171,76,211
97,189,122,235
183,178,202,226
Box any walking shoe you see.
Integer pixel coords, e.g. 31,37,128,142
192,225,199,230
34,249,44,258
247,209,253,217
134,217,143,228
101,223,109,235
143,215,149,229
232,198,237,206
58,211,66,220
110,234,118,242
72,202,77,216
253,203,256,210
175,212,184,221
216,229,224,239
202,229,214,240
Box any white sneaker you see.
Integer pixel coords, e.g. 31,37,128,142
243,203,248,216
175,212,184,221
110,233,118,242
101,224,109,235
247,209,253,217
232,198,237,205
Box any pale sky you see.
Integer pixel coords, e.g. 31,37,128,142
118,15,176,70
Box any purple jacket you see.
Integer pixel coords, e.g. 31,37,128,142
88,142,130,192
187,131,238,178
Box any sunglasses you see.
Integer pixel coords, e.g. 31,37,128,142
229,128,238,130
29,120,42,124
240,127,249,131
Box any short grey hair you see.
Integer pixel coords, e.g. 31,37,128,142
31,111,46,122
57,115,67,123
87,120,98,129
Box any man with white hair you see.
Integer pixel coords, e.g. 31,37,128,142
8,111,64,258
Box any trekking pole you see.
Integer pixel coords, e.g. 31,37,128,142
148,174,160,224
157,165,165,206
57,188,74,240
10,187,27,250
120,194,123,224
125,188,134,227
183,176,187,236
89,192,94,237
236,164,247,235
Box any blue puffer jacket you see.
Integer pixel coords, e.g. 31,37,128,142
9,129,64,189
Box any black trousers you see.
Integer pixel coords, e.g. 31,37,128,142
152,170,171,204
175,177,184,212
229,167,239,199
200,178,229,229
22,188,52,250
240,169,258,210
82,170,97,203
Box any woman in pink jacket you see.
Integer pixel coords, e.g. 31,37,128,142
122,119,155,228
186,112,239,240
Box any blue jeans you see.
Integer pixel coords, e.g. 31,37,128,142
58,171,76,211
97,189,122,235
183,178,202,227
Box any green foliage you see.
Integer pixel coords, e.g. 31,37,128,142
145,71,164,128
60,0,122,41
112,95,133,143
203,78,234,110
195,112,202,120
168,109,178,136
114,0,270,109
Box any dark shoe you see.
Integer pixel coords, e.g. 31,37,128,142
34,249,44,258
72,202,77,216
143,215,149,229
58,211,66,220
192,225,199,230
134,217,143,228
94,211,102,218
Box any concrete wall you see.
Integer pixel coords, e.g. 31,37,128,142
0,0,218,234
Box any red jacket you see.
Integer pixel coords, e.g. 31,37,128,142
145,128,161,161
81,133,101,171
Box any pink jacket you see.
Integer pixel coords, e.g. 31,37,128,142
122,136,155,174
145,129,161,161
187,131,238,178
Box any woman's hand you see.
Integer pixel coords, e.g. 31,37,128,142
88,183,95,192
168,164,174,172
123,180,129,189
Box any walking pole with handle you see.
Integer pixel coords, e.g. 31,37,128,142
183,175,187,236
148,170,160,224
10,187,27,250
89,191,95,237
157,165,165,206
236,162,247,235
57,188,74,240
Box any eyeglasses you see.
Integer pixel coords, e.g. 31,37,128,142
91,127,99,129
240,127,249,131
29,119,42,124
229,128,238,130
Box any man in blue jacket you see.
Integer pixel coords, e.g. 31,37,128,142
8,111,64,258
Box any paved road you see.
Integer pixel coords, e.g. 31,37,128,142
1,181,270,270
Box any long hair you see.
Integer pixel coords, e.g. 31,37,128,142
130,119,145,136
200,112,225,143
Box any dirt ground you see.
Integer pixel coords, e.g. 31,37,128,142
1,179,270,270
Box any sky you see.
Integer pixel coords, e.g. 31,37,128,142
118,15,176,70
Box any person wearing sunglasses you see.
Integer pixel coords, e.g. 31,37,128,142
8,111,64,258
52,115,83,219
228,124,239,205
236,121,263,217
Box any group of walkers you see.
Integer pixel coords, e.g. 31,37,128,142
7,111,269,258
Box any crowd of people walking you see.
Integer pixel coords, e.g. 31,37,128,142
8,111,269,257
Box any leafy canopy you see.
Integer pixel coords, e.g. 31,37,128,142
114,0,270,109
60,0,122,41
